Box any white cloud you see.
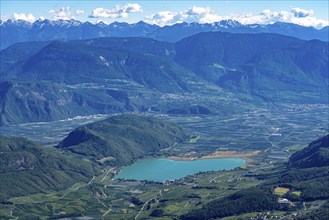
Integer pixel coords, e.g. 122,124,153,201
89,3,143,19
145,6,328,28
188,6,211,15
124,3,143,13
48,6,84,20
291,7,313,18
48,6,72,20
146,11,176,26
76,10,85,16
145,6,222,26
188,6,222,23
12,13,36,23
226,8,328,28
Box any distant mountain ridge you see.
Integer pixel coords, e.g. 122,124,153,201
0,32,328,125
1,18,328,49
174,32,329,103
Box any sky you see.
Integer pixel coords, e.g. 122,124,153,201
1,1,328,28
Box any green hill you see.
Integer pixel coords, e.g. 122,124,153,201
181,187,280,220
0,136,99,199
57,114,189,165
270,135,329,201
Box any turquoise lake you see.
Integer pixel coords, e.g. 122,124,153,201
115,158,245,182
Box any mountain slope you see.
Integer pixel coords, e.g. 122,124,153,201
273,134,329,201
181,187,280,220
3,33,328,99
57,114,189,165
70,37,175,58
1,39,196,93
0,81,140,125
0,136,98,199
289,134,329,168
175,32,329,103
175,32,301,68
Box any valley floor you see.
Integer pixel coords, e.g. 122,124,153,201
2,152,326,220
0,104,328,219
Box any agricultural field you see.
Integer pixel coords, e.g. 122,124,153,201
1,104,327,153
163,104,329,158
1,162,265,219
0,103,327,219
274,187,290,196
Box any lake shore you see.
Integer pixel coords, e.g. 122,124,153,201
115,157,246,182
167,150,261,162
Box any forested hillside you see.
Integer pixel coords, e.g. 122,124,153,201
57,114,189,165
0,137,98,199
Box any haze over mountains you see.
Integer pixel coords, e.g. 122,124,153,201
0,19,328,49
1,29,328,125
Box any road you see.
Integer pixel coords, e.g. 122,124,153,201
102,207,112,219
73,184,84,191
88,176,95,185
101,167,116,182
266,128,280,149
135,189,166,220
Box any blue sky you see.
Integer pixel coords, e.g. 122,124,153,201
1,1,328,28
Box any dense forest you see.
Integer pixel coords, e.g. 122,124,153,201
181,187,282,219
0,137,98,199
57,114,189,165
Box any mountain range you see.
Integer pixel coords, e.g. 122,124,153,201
175,32,329,102
1,31,328,125
1,19,328,49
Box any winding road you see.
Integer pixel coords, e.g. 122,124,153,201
135,189,166,220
